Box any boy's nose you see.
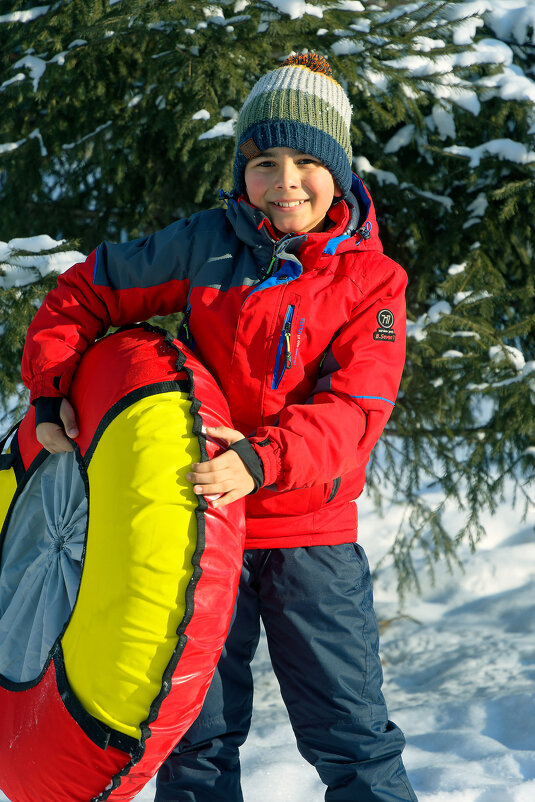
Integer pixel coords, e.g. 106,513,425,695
275,159,300,189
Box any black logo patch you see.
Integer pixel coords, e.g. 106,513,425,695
373,309,396,342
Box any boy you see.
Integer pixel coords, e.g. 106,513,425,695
23,53,417,801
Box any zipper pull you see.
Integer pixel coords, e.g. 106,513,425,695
265,253,277,277
182,304,192,344
284,328,292,368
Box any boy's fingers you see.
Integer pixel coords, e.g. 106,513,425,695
188,470,234,493
210,490,242,508
187,439,254,505
36,423,74,454
60,398,79,438
189,460,228,478
51,435,74,453
36,396,79,453
204,426,246,446
192,482,231,495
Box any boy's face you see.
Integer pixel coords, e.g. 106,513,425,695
244,146,342,235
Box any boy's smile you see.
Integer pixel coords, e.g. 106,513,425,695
244,147,342,235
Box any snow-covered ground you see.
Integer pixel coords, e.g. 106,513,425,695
126,485,535,802
0,485,533,802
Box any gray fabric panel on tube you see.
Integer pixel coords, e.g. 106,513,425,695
0,451,87,683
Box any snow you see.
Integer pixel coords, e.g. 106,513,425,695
485,0,535,45
0,73,26,91
0,129,47,158
0,139,26,155
470,36,514,66
336,0,365,10
466,192,488,218
442,349,465,359
203,5,225,20
431,104,456,140
362,2,535,111
405,186,454,211
448,263,467,275
384,124,415,154
489,344,526,372
479,64,535,104
62,121,113,151
453,289,492,305
0,236,85,288
463,192,489,229
198,120,236,140
0,6,50,24
331,38,364,56
263,0,323,18
434,84,482,116
2,235,59,254
407,300,453,342
427,300,453,322
445,138,535,167
12,55,47,93
127,94,143,108
28,128,47,157
452,15,485,46
354,156,399,186
349,19,370,34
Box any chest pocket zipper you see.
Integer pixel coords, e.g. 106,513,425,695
272,304,295,390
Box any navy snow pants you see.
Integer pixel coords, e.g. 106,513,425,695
155,544,417,802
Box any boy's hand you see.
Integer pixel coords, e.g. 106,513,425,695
187,426,255,508
36,398,79,454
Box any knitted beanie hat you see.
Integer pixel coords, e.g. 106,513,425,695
233,53,353,199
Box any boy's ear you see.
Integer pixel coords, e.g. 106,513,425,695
334,181,343,198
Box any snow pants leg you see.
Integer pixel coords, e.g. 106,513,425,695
155,544,417,802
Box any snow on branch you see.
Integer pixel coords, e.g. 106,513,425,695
444,139,535,167
0,237,85,289
262,0,323,19
0,6,50,24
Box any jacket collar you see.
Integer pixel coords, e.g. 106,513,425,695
223,173,383,267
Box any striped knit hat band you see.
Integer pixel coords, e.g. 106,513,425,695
233,54,353,199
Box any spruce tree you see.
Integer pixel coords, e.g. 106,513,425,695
1,0,534,592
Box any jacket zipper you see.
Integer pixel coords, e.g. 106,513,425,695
272,304,295,389
264,233,295,278
180,303,194,348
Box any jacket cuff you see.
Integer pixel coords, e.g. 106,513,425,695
227,439,264,493
248,437,282,488
33,397,64,427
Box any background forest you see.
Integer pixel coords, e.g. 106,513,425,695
1,0,534,592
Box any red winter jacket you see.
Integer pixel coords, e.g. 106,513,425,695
22,175,407,549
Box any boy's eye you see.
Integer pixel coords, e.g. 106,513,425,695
249,160,275,169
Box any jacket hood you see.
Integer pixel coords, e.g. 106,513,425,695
223,173,383,265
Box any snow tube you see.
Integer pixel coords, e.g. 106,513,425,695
0,325,245,802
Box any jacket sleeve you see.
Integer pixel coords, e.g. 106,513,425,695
21,218,195,402
249,260,407,491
